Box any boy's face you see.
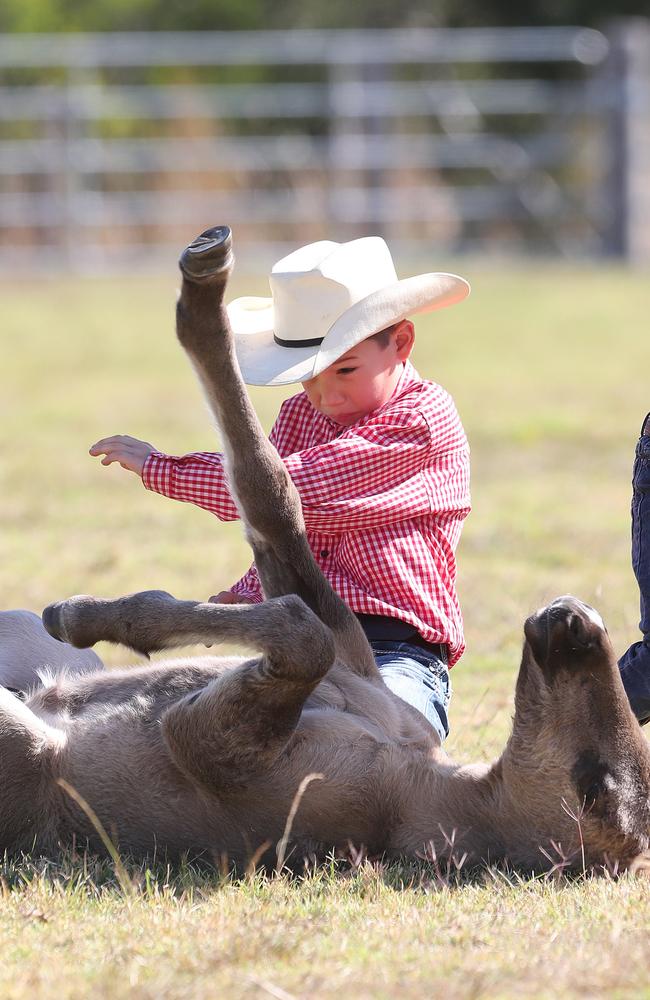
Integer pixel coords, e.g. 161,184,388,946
301,321,415,426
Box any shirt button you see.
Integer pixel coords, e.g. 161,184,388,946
320,549,329,558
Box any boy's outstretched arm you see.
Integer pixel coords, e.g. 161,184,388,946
90,434,254,604
90,435,156,476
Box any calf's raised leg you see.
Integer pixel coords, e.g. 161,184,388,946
175,227,378,678
43,224,378,790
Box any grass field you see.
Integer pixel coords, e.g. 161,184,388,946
1,264,649,998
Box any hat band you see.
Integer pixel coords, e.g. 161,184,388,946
273,333,324,349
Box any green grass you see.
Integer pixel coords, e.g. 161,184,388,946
1,265,649,997
1,858,650,999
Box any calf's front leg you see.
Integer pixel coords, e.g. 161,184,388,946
175,226,378,679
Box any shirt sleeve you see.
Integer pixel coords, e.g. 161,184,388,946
230,565,265,603
141,450,240,521
141,417,285,521
281,400,469,534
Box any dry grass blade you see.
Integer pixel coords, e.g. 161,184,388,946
275,772,324,873
561,796,587,875
245,839,272,879
57,779,136,896
248,974,297,1000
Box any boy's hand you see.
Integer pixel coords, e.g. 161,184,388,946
203,590,253,646
89,435,156,476
208,591,254,605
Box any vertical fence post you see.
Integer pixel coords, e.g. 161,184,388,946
360,58,390,239
327,58,354,236
61,64,85,270
327,54,390,238
603,19,650,262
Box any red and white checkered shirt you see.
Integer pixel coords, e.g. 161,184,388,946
142,362,471,665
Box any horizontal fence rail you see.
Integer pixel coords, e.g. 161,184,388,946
0,24,648,271
0,28,611,67
0,134,575,173
0,79,616,120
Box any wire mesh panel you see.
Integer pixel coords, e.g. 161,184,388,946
0,26,645,272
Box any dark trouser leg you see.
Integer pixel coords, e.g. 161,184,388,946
619,413,650,724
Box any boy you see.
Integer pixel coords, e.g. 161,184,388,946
90,226,472,744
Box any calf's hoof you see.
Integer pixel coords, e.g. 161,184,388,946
44,589,178,654
179,225,234,281
41,594,117,649
42,595,101,649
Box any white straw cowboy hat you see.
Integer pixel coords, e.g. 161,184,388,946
228,237,470,386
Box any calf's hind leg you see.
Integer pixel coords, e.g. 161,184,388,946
44,588,335,792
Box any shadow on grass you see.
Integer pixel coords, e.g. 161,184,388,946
0,844,626,904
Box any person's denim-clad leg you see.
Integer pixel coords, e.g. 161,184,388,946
371,641,451,744
619,412,650,725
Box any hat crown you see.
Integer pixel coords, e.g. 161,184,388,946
269,237,398,344
226,235,470,386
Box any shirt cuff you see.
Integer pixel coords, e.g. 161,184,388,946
231,579,264,604
141,451,172,496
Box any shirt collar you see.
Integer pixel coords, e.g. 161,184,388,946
395,359,420,395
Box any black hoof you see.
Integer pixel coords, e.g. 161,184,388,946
42,595,97,648
179,225,234,281
42,601,68,644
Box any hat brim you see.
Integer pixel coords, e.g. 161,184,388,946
228,272,470,387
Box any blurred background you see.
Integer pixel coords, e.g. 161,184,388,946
1,1,649,273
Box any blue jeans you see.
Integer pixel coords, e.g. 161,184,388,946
371,640,451,744
619,413,650,724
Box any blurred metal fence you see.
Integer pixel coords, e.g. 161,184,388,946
0,24,649,272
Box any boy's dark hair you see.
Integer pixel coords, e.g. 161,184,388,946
368,323,399,349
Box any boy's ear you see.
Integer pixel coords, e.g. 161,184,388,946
394,320,415,360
